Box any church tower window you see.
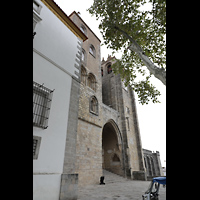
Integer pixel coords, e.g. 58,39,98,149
80,24,87,35
89,44,96,57
90,96,98,115
87,73,96,91
107,64,112,74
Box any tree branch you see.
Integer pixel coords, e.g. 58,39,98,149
114,25,166,86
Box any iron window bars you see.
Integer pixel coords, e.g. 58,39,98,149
33,135,41,159
33,81,54,129
33,138,38,156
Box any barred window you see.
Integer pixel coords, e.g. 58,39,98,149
33,81,54,129
33,135,41,159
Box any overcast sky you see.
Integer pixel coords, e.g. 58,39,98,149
54,0,166,168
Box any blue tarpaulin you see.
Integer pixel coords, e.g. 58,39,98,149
152,177,166,185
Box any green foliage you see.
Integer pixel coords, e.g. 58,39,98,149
88,0,166,104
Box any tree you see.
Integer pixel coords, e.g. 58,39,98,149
88,0,166,104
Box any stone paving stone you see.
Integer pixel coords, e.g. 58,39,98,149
78,170,166,200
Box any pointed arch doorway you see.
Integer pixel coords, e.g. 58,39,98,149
102,120,124,176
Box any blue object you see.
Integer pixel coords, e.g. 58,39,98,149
152,177,166,185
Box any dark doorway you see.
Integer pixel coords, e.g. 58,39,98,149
102,122,124,176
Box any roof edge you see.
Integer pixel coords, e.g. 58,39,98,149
69,11,101,43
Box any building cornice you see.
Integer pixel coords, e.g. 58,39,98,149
69,11,101,43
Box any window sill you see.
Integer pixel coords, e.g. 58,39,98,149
90,110,98,116
89,51,96,58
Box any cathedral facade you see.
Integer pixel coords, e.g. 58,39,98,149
33,1,164,199
69,11,146,186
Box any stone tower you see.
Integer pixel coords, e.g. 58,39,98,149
143,149,164,180
69,11,146,187
101,56,146,181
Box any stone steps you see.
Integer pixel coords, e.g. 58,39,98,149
103,170,127,184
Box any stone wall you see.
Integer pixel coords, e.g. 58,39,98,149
143,149,163,180
101,57,146,180
67,12,147,187
76,119,102,186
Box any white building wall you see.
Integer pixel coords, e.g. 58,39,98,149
33,51,72,174
33,1,81,199
33,0,79,79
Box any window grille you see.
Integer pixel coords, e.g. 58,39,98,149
33,135,41,159
33,81,54,129
33,139,38,156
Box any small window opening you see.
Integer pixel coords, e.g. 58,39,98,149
113,154,120,162
81,66,87,85
87,73,96,91
90,96,98,115
89,45,96,57
80,25,87,35
107,64,112,74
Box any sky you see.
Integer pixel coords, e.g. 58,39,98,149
54,0,166,168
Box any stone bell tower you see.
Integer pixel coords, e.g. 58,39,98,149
101,55,146,180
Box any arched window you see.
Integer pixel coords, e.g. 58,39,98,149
89,44,96,57
87,73,96,91
81,49,86,62
81,66,87,85
90,96,98,115
80,24,87,35
107,64,112,74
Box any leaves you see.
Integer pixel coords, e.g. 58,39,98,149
87,0,166,104
112,53,160,104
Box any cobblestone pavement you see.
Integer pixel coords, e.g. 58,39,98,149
78,170,166,200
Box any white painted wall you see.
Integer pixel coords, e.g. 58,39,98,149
33,174,61,200
33,0,79,79
33,1,81,199
33,51,72,174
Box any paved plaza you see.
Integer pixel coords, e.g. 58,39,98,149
78,170,166,200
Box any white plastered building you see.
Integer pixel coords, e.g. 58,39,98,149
33,1,87,199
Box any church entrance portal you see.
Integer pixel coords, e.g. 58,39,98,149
102,121,124,176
